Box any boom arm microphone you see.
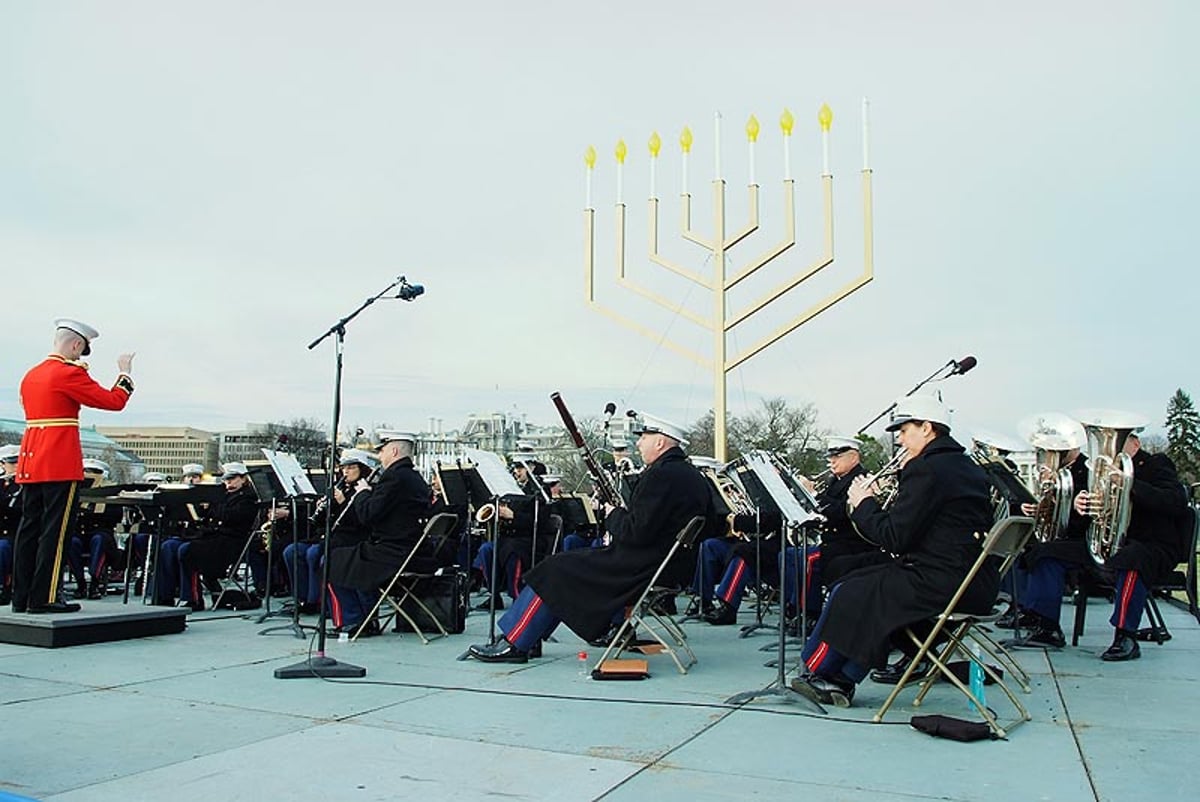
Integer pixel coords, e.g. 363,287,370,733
952,355,978,376
396,281,425,301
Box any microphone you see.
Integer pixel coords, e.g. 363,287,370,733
603,402,617,417
397,282,425,301
952,355,978,376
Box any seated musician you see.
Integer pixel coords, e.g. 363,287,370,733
470,491,557,610
327,431,446,636
1023,428,1190,660
791,395,997,707
282,448,376,615
995,419,1090,647
173,462,260,612
467,412,718,664
701,437,871,627
150,465,211,605
0,445,21,605
65,459,116,599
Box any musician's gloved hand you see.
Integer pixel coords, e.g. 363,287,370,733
355,479,371,493
847,475,875,510
1073,490,1091,516
1020,502,1037,516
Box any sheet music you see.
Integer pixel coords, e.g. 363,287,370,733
463,448,523,497
743,451,822,525
261,449,318,498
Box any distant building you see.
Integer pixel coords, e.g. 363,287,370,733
217,423,276,466
1,418,146,481
94,425,217,479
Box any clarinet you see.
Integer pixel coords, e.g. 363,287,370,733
551,391,625,509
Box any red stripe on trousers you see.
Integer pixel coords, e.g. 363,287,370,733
723,558,746,603
1117,570,1138,630
807,641,829,672
507,594,543,643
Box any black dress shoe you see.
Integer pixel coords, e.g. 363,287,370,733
1135,626,1172,643
28,601,83,614
1101,630,1141,662
789,674,855,707
683,598,713,618
703,601,738,626
995,607,1039,630
869,654,930,684
468,639,528,664
1010,624,1066,650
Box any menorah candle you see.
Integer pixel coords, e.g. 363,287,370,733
862,97,871,170
748,139,755,186
714,111,722,180
822,128,830,176
650,157,656,199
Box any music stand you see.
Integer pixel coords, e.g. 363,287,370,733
146,484,224,605
258,449,319,638
725,450,825,712
457,448,522,660
277,274,420,680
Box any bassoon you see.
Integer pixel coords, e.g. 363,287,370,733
550,391,625,509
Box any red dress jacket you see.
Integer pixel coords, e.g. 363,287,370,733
16,355,134,484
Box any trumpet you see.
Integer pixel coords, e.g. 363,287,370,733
849,448,908,512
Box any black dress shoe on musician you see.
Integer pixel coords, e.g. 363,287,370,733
683,598,713,618
703,601,738,626
28,601,83,614
1101,630,1141,662
468,639,528,664
790,674,855,708
995,607,1038,631
1135,626,1171,643
869,654,931,685
1010,623,1066,650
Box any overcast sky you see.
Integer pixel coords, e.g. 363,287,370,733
1,1,1195,448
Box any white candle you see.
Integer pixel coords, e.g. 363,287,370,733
862,97,871,170
650,158,657,199
748,141,756,186
586,170,592,209
616,163,623,205
682,152,688,195
784,135,791,180
822,129,830,176
714,111,722,180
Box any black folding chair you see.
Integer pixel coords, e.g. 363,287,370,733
592,516,707,676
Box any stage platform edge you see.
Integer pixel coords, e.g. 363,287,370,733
0,605,188,648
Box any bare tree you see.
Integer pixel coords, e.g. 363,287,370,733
264,418,331,468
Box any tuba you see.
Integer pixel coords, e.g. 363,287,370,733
1075,410,1145,565
1018,413,1086,543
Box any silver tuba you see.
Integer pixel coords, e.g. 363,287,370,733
1017,413,1086,543
1074,409,1145,565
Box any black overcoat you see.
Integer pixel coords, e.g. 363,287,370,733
825,435,996,668
328,457,434,590
524,447,714,641
1108,449,1190,583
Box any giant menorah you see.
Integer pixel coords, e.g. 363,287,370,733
583,103,875,461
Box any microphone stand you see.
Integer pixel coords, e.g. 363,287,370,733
856,358,961,434
726,519,825,713
277,275,414,679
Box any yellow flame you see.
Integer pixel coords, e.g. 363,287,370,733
584,145,596,169
615,139,627,164
745,115,760,143
648,131,662,158
779,108,794,136
818,103,833,132
680,126,693,154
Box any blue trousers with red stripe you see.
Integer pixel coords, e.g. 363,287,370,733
693,538,736,602
498,586,562,651
799,585,869,683
473,542,522,598
1109,569,1149,631
712,546,824,614
327,582,378,629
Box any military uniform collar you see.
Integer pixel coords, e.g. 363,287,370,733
47,353,89,370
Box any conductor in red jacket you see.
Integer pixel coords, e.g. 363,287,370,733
11,319,135,614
